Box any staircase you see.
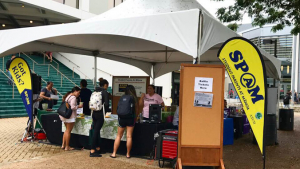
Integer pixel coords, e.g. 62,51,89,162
0,53,97,118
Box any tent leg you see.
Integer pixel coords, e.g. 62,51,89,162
94,56,97,87
152,64,155,85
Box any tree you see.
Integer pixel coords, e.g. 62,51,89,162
214,0,300,35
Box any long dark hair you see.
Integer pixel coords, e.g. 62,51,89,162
125,85,138,105
63,86,81,102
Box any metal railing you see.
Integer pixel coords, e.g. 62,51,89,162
92,67,113,76
56,52,80,68
41,52,59,73
22,52,79,88
72,66,94,85
31,69,63,97
0,69,15,98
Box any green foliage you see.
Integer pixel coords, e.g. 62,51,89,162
213,0,300,35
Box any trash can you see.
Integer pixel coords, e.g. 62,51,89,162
279,109,294,131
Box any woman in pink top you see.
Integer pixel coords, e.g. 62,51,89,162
139,85,165,120
59,87,83,151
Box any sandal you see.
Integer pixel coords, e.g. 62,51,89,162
110,155,116,158
65,147,75,151
126,156,131,159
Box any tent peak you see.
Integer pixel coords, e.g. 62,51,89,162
84,0,213,22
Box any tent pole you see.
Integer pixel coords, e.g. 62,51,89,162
196,11,203,64
152,64,155,85
94,56,97,87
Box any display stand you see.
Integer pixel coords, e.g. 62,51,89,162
112,76,150,114
177,64,225,169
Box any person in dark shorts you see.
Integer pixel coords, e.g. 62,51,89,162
110,85,138,158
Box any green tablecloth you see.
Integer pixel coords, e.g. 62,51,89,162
35,110,57,129
61,114,127,141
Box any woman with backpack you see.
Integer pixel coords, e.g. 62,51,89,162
110,85,138,159
60,87,83,151
90,79,110,157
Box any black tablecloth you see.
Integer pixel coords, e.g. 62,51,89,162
41,114,173,156
228,115,244,139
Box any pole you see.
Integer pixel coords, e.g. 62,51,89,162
196,11,203,64
94,56,97,87
3,56,4,70
61,74,62,87
73,67,74,78
48,65,50,77
44,54,45,64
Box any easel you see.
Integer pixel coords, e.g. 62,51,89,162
177,64,225,169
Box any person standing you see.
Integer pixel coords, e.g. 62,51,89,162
6,54,16,86
294,91,298,104
284,91,291,109
139,85,165,120
90,79,109,157
172,106,179,130
60,87,82,151
110,85,138,158
79,80,92,115
229,89,234,99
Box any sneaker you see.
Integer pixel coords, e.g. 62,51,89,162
96,150,105,154
90,152,102,157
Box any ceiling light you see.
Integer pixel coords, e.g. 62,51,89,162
30,20,33,23
281,66,283,71
22,4,25,8
2,24,5,27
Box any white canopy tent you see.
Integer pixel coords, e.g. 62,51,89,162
0,0,281,84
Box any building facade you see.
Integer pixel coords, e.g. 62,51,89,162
238,25,294,99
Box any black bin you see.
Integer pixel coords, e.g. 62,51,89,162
279,109,294,131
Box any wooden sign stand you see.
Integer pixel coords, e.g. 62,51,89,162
177,64,225,169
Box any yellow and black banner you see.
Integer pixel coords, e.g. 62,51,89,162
9,57,33,122
218,37,267,155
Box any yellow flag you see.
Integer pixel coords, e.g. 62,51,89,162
218,37,266,154
9,57,33,122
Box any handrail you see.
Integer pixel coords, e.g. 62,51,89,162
22,52,79,88
31,69,63,97
73,66,93,83
92,67,113,76
49,64,78,87
42,52,59,66
0,69,15,98
55,52,80,68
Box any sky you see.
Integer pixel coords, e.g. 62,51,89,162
196,0,252,24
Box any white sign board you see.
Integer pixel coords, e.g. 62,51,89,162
194,92,213,108
194,77,213,92
113,77,147,97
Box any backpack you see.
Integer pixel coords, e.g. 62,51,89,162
284,94,290,104
89,91,103,111
117,95,134,118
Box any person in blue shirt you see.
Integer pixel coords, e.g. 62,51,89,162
79,80,92,115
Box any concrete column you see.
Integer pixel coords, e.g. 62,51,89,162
297,35,300,93
79,0,90,12
291,35,297,103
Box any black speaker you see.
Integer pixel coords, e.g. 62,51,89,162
155,86,163,97
149,104,162,123
31,73,41,94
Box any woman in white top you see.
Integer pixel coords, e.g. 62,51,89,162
59,87,83,151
